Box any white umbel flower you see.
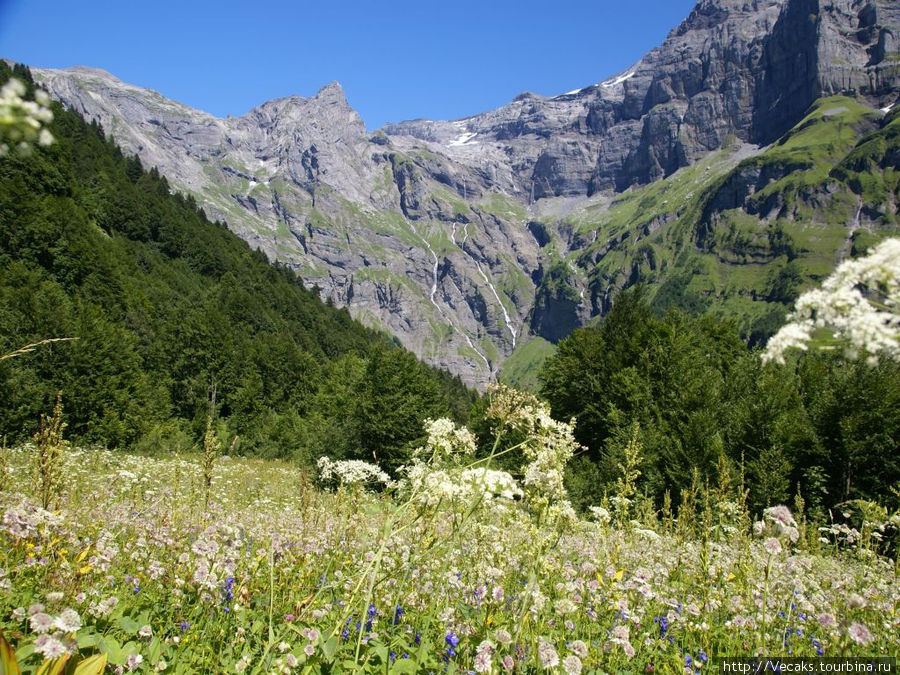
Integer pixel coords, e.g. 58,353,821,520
316,456,389,488
764,238,900,364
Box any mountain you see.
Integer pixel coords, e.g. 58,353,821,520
31,0,899,388
0,62,474,462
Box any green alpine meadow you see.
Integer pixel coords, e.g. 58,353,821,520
1,0,900,671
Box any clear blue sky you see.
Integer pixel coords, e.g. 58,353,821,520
0,0,697,130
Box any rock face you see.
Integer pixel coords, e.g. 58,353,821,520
386,0,898,195
33,0,898,388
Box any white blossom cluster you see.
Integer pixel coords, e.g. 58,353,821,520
2,500,63,539
459,467,523,501
316,456,390,489
763,238,900,365
404,464,468,506
403,418,522,508
0,78,54,156
416,417,477,464
589,505,612,525
19,604,81,659
485,385,581,526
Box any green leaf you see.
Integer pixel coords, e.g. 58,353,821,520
96,637,122,665
75,633,99,650
389,659,418,674
373,644,388,664
35,656,69,675
117,617,140,635
73,654,108,675
12,645,32,667
322,636,339,661
0,630,22,675
148,636,162,663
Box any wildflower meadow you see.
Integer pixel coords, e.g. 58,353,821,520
1,387,898,674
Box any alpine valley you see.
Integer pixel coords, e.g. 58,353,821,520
32,0,900,389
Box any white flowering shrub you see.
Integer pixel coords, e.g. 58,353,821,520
588,505,612,525
402,418,522,508
763,238,900,365
316,456,389,490
0,78,54,156
485,384,581,526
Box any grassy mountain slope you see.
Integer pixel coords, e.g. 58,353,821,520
499,96,898,390
563,97,898,338
0,63,473,461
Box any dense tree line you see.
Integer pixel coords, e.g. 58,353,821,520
538,288,900,515
0,63,474,465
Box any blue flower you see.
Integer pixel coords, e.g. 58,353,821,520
393,605,403,625
654,615,669,638
445,632,460,649
223,576,235,603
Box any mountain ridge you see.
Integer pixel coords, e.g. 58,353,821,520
26,0,899,388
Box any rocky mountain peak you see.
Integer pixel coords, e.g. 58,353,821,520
239,81,365,143
65,65,124,81
315,80,348,104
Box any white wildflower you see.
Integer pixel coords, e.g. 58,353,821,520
589,505,612,525
537,638,559,669
34,634,68,659
417,417,476,463
563,655,583,675
316,456,389,489
29,612,55,633
848,621,873,645
459,467,522,501
764,238,900,364
569,640,588,658
54,608,82,632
